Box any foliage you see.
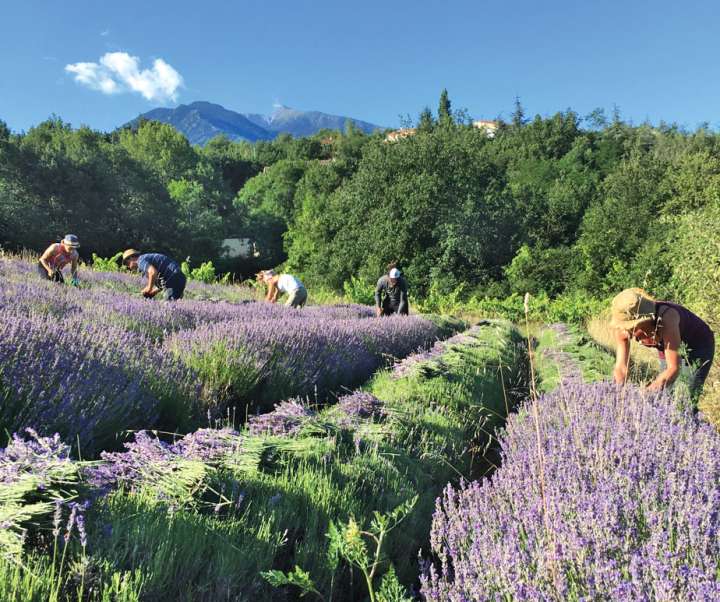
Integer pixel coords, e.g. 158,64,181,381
180,259,217,284
90,252,123,272
342,275,376,306
262,497,417,602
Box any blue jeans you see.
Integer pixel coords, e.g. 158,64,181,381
162,273,186,300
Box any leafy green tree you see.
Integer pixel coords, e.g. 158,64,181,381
575,152,668,292
417,107,434,133
202,135,261,196
119,120,198,183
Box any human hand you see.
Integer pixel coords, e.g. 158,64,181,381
375,306,382,317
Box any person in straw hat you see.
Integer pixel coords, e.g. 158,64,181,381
611,287,715,401
121,249,187,300
38,234,81,285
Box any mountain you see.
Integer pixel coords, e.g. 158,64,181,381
129,101,384,145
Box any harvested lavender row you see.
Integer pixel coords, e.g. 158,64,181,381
539,322,584,385
86,428,244,491
391,325,482,379
421,382,720,600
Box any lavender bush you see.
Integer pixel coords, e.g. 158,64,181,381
421,382,720,600
167,313,441,412
0,307,199,454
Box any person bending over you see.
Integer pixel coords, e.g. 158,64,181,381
122,249,187,301
611,287,715,402
38,234,80,285
260,270,307,308
375,266,408,317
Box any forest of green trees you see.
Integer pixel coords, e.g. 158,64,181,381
2,92,719,319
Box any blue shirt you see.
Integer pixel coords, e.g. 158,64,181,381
137,253,183,286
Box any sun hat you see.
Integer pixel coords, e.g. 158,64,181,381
388,268,401,278
610,288,657,331
62,234,80,248
122,248,141,263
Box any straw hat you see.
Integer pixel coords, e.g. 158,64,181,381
610,288,657,331
122,248,141,263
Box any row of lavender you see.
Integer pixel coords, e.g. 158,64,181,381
1,321,527,600
421,325,720,600
1,256,456,455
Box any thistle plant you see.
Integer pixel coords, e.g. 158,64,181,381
262,496,417,602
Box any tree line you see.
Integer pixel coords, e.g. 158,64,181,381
2,92,719,319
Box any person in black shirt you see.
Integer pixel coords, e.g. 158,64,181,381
375,267,409,316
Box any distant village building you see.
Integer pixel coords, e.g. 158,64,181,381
473,120,499,137
220,238,259,259
385,128,417,142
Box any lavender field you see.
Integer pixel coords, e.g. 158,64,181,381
2,256,719,601
0,256,456,455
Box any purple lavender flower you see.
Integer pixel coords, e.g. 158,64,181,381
247,399,314,437
420,382,720,600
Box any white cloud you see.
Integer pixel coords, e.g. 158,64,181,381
65,52,183,103
100,29,110,36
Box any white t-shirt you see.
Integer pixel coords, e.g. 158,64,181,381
277,274,303,294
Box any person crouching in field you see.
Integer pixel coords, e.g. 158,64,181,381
122,249,187,301
259,270,307,308
611,287,715,403
38,234,80,285
375,265,409,317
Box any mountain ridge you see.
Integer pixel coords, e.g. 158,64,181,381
129,101,384,145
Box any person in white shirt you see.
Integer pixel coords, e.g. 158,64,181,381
260,270,308,308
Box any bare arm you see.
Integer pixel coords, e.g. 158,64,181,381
39,244,58,276
265,280,278,303
71,253,79,280
648,309,682,390
142,264,159,294
614,328,631,385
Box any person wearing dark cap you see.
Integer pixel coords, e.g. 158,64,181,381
122,249,187,301
611,287,715,402
38,235,81,285
375,266,409,317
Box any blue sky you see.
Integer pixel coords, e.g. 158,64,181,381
2,0,719,133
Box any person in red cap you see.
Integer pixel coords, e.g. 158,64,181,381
38,234,80,285
375,263,409,317
611,287,714,402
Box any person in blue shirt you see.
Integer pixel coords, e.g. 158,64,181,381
122,249,187,300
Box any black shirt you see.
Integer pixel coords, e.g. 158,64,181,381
375,275,408,314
